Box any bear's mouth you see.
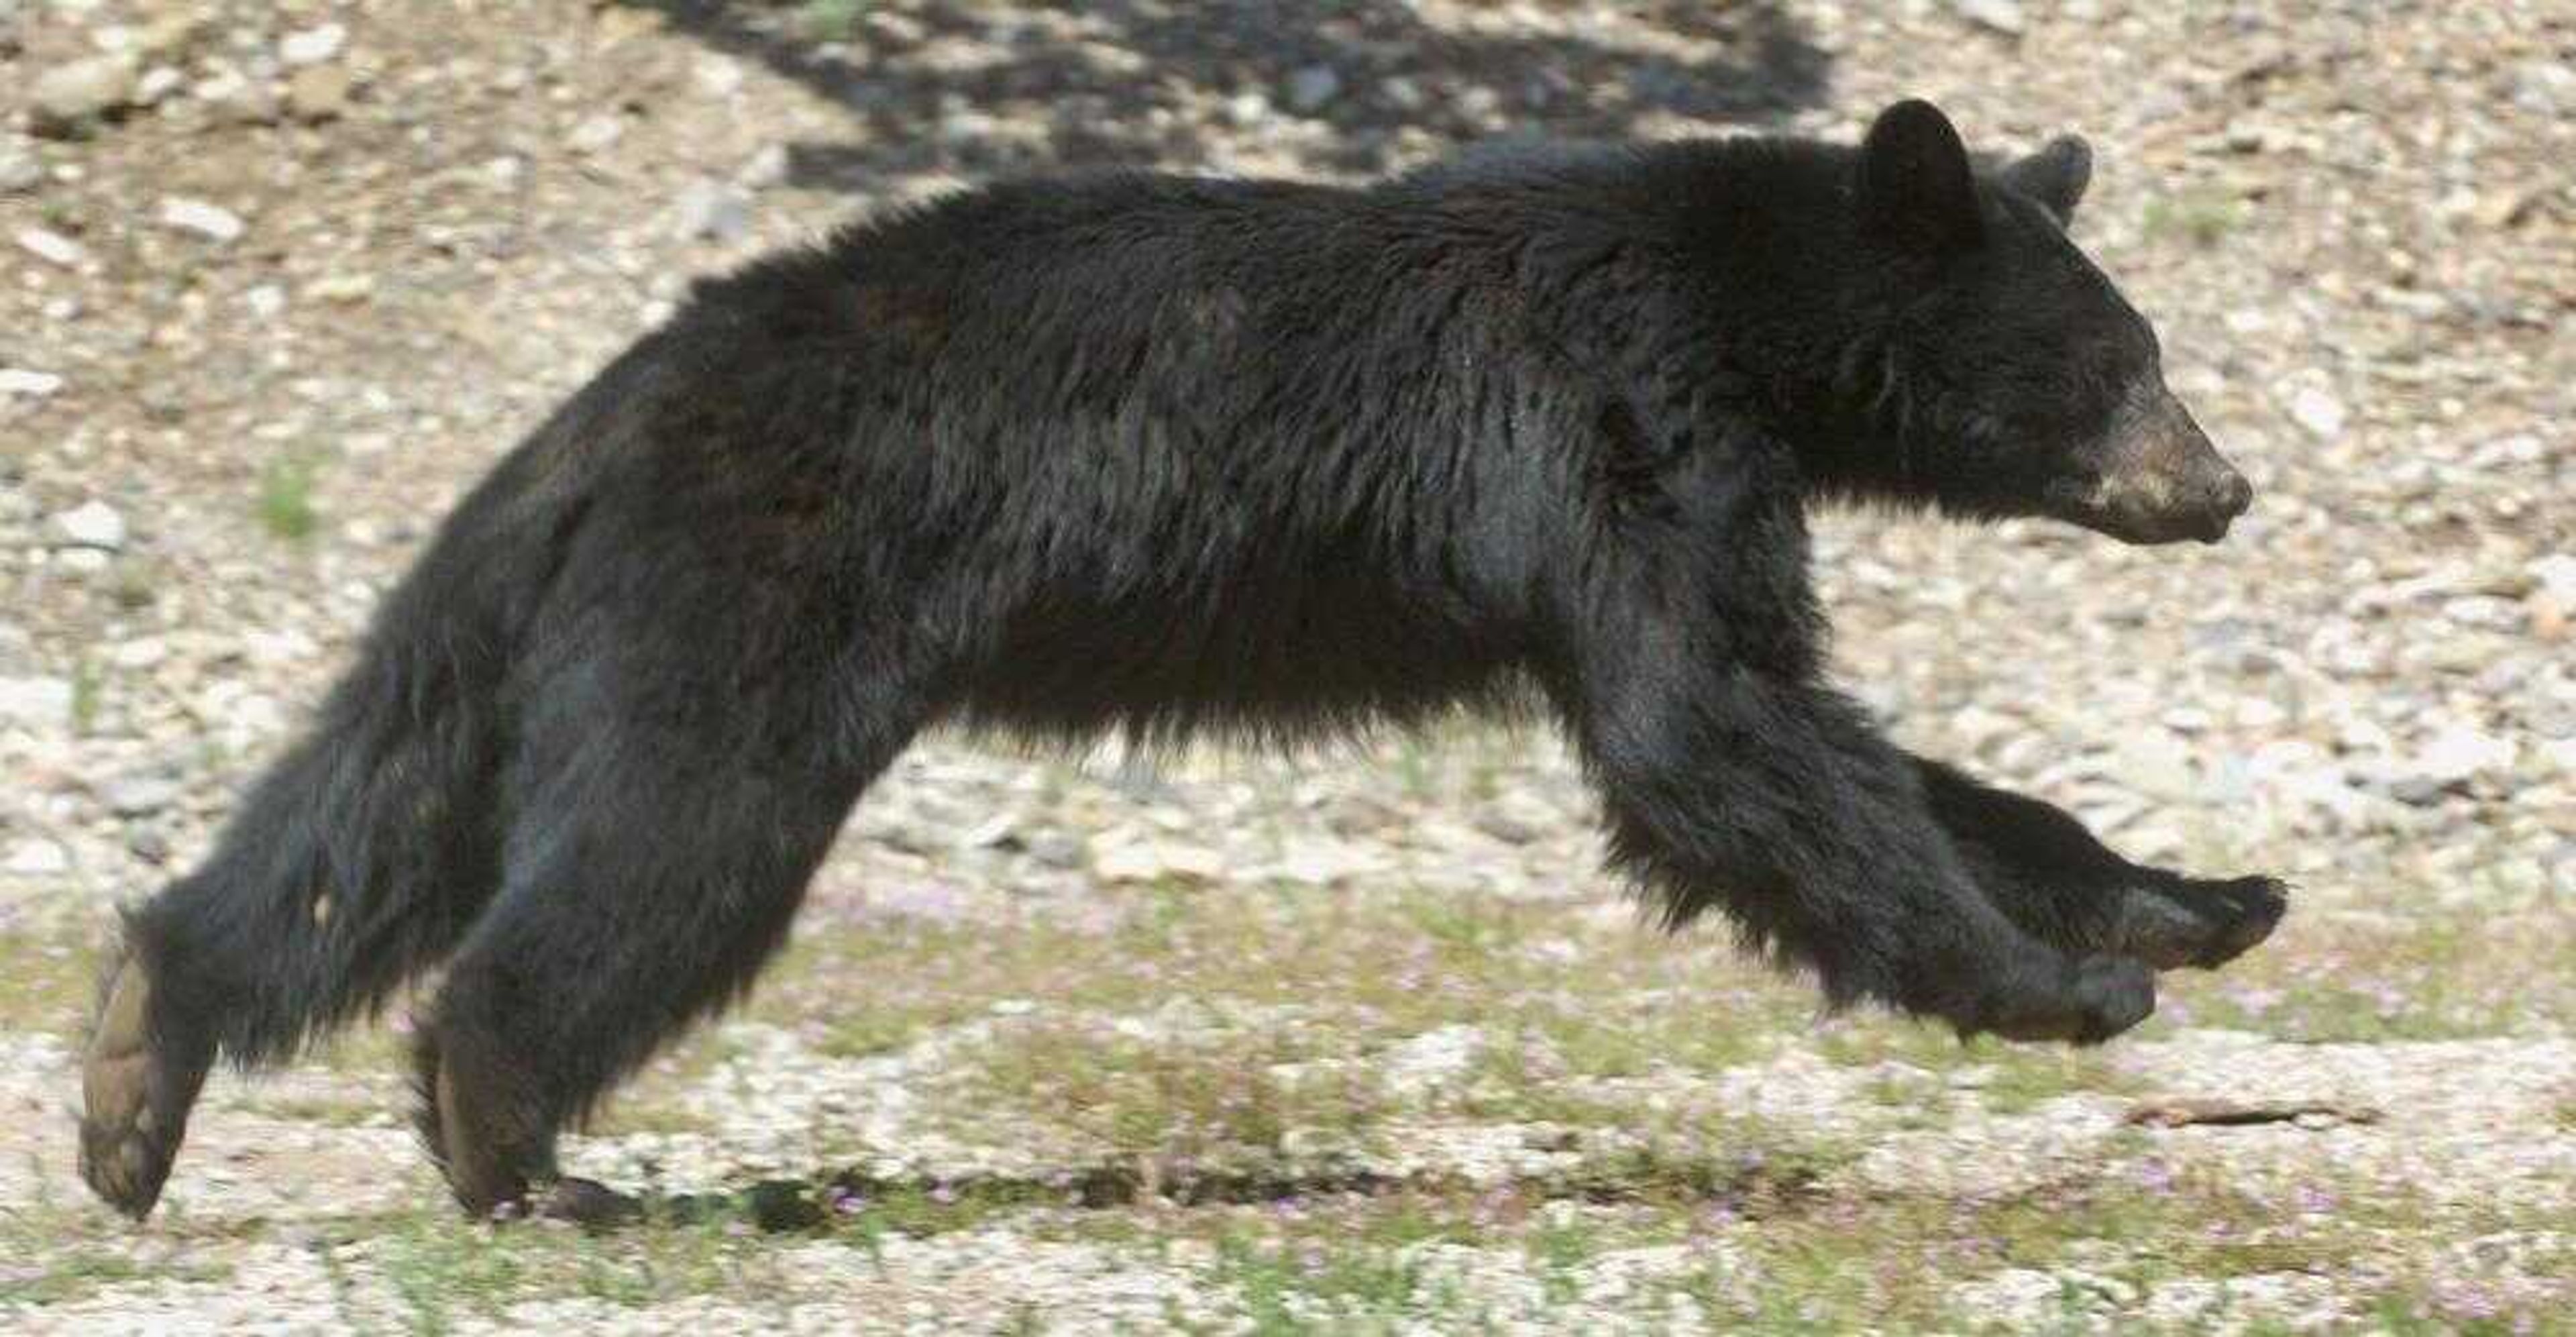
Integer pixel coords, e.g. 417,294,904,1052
2046,386,2255,546
2042,476,2246,546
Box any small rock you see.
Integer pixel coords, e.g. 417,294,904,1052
109,637,167,670
121,13,203,62
1285,64,1342,113
670,180,751,242
280,23,346,66
244,284,287,320
0,140,39,194
1223,90,1271,127
738,143,791,191
567,113,625,155
2285,384,2347,439
127,828,170,864
1271,836,1381,887
2,838,70,877
0,367,64,398
1947,0,2027,35
2530,553,2576,606
304,272,376,304
32,54,139,134
2373,725,2517,805
2113,731,2200,802
134,64,184,106
194,68,280,125
1383,1024,1485,1096
960,812,1018,849
693,54,745,99
15,226,87,268
1472,808,1541,845
285,64,352,121
102,773,180,818
1091,835,1225,884
2511,60,2576,116
51,499,125,549
159,196,246,244
0,676,74,730
1026,831,1083,869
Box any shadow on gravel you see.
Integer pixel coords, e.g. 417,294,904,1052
617,0,1831,188
618,1152,1835,1233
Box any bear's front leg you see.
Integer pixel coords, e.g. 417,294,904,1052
1557,638,2156,1044
1913,757,2287,971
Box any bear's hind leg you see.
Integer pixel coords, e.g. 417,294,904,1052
415,723,899,1221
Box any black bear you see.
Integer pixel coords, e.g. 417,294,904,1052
80,99,2284,1223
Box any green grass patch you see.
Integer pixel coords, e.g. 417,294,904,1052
256,453,323,542
2142,188,2246,249
956,1013,1387,1165
0,934,101,1035
794,0,865,41
351,1206,796,1328
230,1094,388,1129
0,1202,232,1309
2151,911,2569,1043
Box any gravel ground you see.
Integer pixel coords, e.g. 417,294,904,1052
1,1,2569,1332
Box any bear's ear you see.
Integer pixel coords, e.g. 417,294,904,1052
2002,134,2093,225
1858,99,1982,254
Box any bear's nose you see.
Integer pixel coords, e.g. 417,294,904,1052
2211,470,2253,518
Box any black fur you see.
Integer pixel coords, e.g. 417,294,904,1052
98,101,2281,1216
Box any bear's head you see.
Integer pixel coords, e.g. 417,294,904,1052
1825,100,2253,545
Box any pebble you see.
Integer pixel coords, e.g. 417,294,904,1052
2286,384,2348,439
0,676,73,730
15,225,89,268
0,140,38,194
1383,1024,1486,1096
194,68,281,125
2,837,70,876
304,272,376,303
159,195,246,244
738,143,791,190
31,54,138,133
0,367,64,398
134,64,184,106
1091,834,1226,884
1285,64,1342,113
2370,725,2518,805
50,499,125,549
1947,0,2028,35
2529,554,2576,606
280,22,346,66
694,54,746,99
102,773,180,818
286,64,353,121
670,179,751,242
2510,60,2575,116
567,112,625,155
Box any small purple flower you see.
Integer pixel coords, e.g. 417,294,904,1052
2432,1279,2502,1322
2134,1159,2176,1196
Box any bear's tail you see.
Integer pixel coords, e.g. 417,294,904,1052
80,427,592,1218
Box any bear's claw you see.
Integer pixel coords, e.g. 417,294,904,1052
2108,875,2287,971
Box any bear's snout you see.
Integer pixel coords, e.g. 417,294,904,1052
2065,386,2253,545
